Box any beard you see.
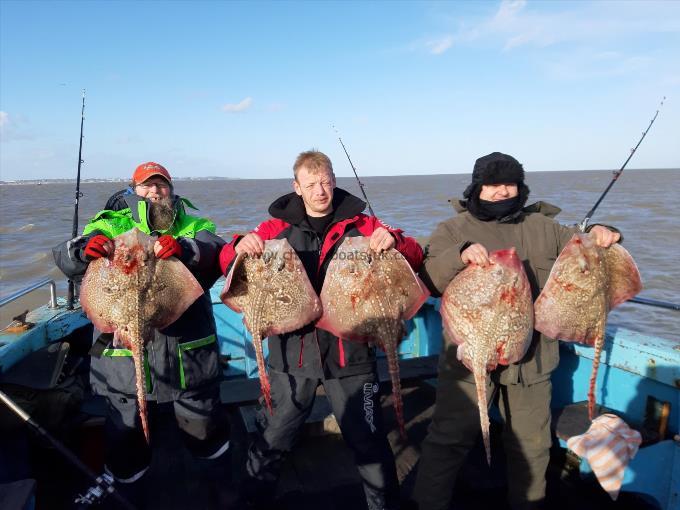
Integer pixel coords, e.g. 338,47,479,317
148,197,176,231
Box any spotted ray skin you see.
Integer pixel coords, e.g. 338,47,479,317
316,236,429,439
534,234,642,419
80,228,204,442
220,239,322,412
440,248,533,464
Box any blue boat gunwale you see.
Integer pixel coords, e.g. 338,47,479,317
2,288,677,405
2,288,677,437
568,326,680,388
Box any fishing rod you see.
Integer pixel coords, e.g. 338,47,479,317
332,125,376,217
579,97,665,232
575,97,677,313
628,296,680,312
0,389,136,510
67,90,86,310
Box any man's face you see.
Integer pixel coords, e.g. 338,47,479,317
135,177,172,202
479,183,518,202
293,166,335,217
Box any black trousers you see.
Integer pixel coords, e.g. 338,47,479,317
245,369,400,510
413,359,552,510
104,386,231,481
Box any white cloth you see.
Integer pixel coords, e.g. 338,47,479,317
566,413,642,500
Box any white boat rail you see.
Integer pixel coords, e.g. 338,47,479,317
0,278,58,309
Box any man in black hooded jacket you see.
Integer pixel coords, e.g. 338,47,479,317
219,150,424,510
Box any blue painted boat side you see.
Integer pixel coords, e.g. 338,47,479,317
209,285,444,379
569,326,680,389
551,327,680,510
0,298,90,375
552,330,680,436
571,440,680,510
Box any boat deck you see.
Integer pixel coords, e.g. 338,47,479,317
9,380,660,510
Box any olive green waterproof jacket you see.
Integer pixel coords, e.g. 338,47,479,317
421,200,599,386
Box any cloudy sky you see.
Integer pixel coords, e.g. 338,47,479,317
1,0,678,180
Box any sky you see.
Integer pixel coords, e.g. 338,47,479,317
1,0,678,181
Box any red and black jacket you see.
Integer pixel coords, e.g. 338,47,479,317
219,188,423,379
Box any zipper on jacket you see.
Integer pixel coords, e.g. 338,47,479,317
314,232,323,285
298,336,305,368
316,219,345,275
314,329,323,372
149,340,157,397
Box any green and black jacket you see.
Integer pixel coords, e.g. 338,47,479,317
54,194,226,402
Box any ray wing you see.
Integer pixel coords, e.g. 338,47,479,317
316,236,429,341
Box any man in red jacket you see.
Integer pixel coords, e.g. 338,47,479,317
220,150,423,510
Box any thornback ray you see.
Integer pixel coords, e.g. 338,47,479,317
534,233,642,420
316,236,429,440
220,239,322,413
440,248,533,465
80,228,204,442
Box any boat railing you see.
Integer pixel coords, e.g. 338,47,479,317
0,278,58,309
628,296,680,311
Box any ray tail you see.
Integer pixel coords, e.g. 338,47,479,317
588,335,604,420
473,359,491,466
131,340,150,443
383,338,406,440
253,334,272,413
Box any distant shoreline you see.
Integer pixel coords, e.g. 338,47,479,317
0,167,676,185
0,176,241,185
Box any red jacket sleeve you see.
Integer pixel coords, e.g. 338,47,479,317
218,219,289,275
356,215,424,271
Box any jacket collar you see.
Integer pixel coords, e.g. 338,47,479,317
451,198,562,221
268,187,366,226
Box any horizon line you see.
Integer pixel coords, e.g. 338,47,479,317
1,166,677,184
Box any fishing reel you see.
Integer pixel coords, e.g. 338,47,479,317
73,472,137,509
73,472,115,507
